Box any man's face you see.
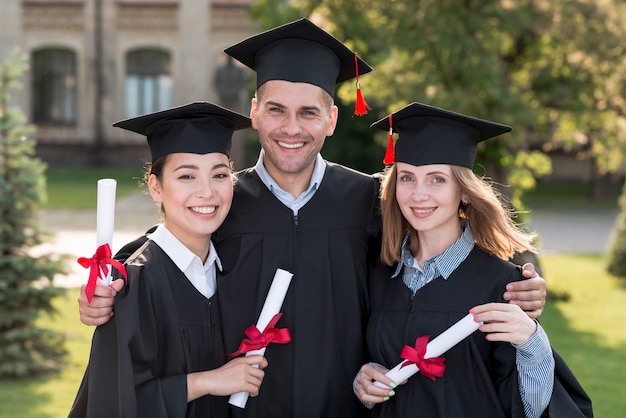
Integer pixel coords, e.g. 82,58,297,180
250,80,338,181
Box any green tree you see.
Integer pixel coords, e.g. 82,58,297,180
251,0,626,202
0,50,67,378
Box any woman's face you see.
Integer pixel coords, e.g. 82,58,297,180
395,162,466,239
148,152,233,255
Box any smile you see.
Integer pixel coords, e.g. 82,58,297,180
191,206,216,214
278,141,304,149
413,208,435,214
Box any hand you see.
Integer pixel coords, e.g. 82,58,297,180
471,303,537,346
503,263,546,319
354,363,398,405
77,279,123,326
187,355,268,401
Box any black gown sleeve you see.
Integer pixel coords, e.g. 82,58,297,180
69,258,189,418
545,348,593,417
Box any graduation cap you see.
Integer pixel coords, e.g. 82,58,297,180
371,102,512,168
225,17,373,115
113,102,251,162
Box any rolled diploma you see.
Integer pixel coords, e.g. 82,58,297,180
374,313,481,388
229,268,294,408
96,178,117,286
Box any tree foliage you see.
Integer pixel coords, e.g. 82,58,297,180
0,50,67,378
250,0,626,203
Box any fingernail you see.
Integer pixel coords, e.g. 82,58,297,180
389,390,395,397
383,396,390,401
389,382,397,388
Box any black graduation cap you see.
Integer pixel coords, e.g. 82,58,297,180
224,17,373,101
113,102,251,162
371,102,512,168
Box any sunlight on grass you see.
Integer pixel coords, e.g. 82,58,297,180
542,254,626,348
0,289,93,418
45,166,144,209
540,254,626,417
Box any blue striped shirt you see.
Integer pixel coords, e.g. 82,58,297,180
392,220,554,418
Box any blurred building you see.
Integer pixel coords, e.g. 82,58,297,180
0,0,258,168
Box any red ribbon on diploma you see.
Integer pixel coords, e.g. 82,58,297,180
399,335,446,381
227,313,291,358
77,243,127,304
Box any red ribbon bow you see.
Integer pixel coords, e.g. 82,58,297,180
77,243,127,304
399,335,446,381
227,313,292,358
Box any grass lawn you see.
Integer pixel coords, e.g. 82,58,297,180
539,253,626,417
0,254,623,417
45,166,145,209
0,287,91,418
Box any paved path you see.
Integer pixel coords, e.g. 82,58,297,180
527,205,618,255
37,192,618,288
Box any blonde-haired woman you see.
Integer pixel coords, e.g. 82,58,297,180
355,102,554,418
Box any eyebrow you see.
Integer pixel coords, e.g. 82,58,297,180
174,164,199,171
397,169,450,176
174,163,230,171
265,100,321,113
427,170,450,176
265,100,285,109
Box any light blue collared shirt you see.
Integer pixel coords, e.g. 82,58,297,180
391,219,554,418
148,224,222,299
392,219,475,294
254,150,326,215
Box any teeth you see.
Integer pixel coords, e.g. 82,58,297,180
279,141,304,149
191,206,216,214
414,208,435,214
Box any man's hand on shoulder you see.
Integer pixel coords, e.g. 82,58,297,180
503,263,547,319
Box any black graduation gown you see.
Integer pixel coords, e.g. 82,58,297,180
366,247,527,418
69,241,229,418
213,163,381,418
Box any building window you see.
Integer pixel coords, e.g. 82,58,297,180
32,48,77,125
125,49,172,118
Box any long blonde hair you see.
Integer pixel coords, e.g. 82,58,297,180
379,164,536,266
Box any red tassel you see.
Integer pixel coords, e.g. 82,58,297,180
353,53,371,116
383,114,394,165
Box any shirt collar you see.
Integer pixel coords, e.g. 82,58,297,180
148,224,222,273
392,219,474,279
254,150,326,197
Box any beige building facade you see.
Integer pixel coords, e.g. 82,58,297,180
0,0,259,167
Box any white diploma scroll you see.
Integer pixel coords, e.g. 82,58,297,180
96,178,117,286
229,268,294,409
375,313,481,388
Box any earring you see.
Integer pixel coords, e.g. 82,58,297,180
462,200,469,205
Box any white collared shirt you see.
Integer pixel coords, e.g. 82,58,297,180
148,224,222,299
